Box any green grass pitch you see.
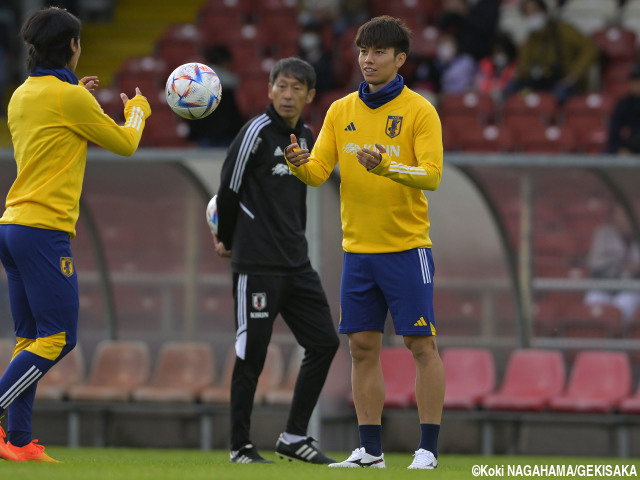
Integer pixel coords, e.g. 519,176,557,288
1,448,639,480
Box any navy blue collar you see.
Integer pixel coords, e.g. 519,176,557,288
358,74,404,109
29,66,79,85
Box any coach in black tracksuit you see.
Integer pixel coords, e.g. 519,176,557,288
214,58,339,465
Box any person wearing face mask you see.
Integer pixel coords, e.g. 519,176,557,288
438,0,500,62
298,26,335,94
435,33,477,95
475,32,517,100
505,0,598,103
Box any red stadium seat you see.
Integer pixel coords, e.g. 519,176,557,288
67,341,151,402
197,9,253,47
583,125,609,154
514,124,577,153
439,91,495,125
603,61,635,95
155,24,201,66
482,349,566,411
618,381,640,414
350,346,416,409
236,77,270,119
132,342,216,403
562,92,616,120
456,124,516,152
560,302,624,338
412,25,441,58
592,27,637,62
549,351,632,413
440,348,496,410
502,91,558,125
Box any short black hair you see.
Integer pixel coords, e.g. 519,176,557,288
21,6,81,72
355,16,411,56
269,57,316,91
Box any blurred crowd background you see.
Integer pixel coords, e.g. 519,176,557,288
1,0,640,154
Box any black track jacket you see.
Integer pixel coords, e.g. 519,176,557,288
216,103,315,275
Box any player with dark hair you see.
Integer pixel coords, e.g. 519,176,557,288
0,6,150,462
285,16,445,469
214,57,339,464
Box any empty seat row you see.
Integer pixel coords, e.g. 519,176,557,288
0,339,299,407
372,346,640,415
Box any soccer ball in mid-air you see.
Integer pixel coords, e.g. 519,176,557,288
206,195,218,235
165,62,222,120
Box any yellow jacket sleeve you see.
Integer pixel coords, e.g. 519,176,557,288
60,85,151,156
287,104,339,187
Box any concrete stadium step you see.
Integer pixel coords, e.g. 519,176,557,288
79,0,207,87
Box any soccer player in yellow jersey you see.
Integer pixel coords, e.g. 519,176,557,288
285,16,444,470
0,7,150,462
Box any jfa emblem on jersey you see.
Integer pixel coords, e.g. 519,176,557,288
299,138,308,150
60,257,74,277
385,116,403,138
252,292,267,311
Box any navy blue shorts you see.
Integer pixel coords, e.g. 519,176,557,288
0,224,78,346
339,248,435,336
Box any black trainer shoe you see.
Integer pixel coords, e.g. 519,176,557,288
275,433,336,464
230,444,274,464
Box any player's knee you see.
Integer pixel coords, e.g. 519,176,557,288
405,336,439,363
29,332,75,362
348,334,381,363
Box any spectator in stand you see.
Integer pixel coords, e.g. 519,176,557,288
187,45,244,148
475,32,517,101
584,203,640,324
505,0,599,103
332,0,369,36
438,0,500,61
298,25,335,94
606,64,640,154
434,32,477,95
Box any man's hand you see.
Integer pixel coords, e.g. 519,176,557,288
285,133,310,167
212,233,231,258
357,143,385,171
80,76,99,93
121,87,144,106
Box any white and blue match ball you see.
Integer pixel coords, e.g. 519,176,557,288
206,195,218,235
166,62,222,120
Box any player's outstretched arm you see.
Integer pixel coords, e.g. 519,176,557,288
285,133,335,187
62,84,151,157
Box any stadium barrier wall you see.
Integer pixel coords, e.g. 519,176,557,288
2,149,640,455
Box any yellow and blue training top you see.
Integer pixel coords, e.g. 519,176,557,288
1,75,151,237
288,86,443,253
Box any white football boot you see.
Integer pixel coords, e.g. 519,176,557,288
407,448,438,469
328,447,385,468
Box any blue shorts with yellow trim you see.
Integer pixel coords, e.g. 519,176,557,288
0,224,78,352
339,248,435,336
